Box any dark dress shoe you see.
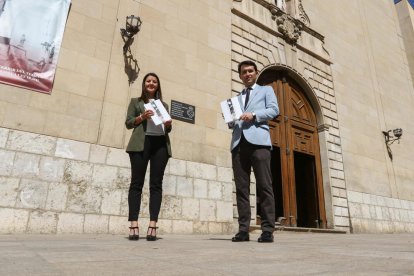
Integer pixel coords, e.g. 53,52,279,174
258,231,274,243
232,231,249,242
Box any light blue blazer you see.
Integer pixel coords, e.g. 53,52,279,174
230,84,279,151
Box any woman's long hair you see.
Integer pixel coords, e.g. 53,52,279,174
139,72,163,103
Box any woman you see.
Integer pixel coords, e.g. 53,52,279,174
125,72,172,241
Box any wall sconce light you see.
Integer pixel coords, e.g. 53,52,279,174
383,128,403,145
382,128,402,161
120,15,142,54
120,15,142,85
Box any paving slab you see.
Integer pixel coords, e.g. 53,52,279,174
0,232,414,275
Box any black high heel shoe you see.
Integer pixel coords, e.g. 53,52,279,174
146,226,158,241
129,226,139,240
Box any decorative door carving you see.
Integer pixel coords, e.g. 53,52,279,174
259,74,327,228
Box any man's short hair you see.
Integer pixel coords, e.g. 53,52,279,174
238,60,258,74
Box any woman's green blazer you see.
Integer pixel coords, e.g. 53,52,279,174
125,97,172,156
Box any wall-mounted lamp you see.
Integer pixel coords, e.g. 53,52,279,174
120,15,142,54
120,15,142,85
382,128,402,161
382,128,403,145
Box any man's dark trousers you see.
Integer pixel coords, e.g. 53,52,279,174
232,135,275,233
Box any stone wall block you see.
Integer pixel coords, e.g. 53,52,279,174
0,150,14,176
181,198,200,220
0,128,9,148
57,213,85,233
108,215,128,234
0,177,19,207
168,158,186,176
176,176,193,197
160,195,182,219
187,161,217,180
16,179,49,209
0,208,29,233
217,167,233,183
382,207,391,220
194,178,208,198
116,167,131,190
66,184,102,213
7,130,56,155
208,181,222,200
334,216,350,227
84,214,109,233
172,220,193,234
119,190,128,217
369,205,377,219
389,208,396,220
106,148,130,167
216,201,233,222
163,174,177,196
55,138,90,161
46,182,68,211
39,157,65,182
156,219,173,235
400,209,409,222
89,144,108,164
27,211,58,234
208,222,223,234
200,199,216,221
12,152,40,178
91,164,118,188
222,182,233,202
361,204,371,219
401,200,410,210
332,196,348,208
63,160,93,184
376,196,386,207
101,188,122,215
347,190,363,204
193,221,209,234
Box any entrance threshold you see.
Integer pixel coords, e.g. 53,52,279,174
249,225,347,234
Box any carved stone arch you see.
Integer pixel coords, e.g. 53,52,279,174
257,64,325,128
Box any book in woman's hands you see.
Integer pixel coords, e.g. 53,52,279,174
144,99,171,125
220,96,242,123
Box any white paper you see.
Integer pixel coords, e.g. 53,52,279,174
220,96,243,123
144,99,172,126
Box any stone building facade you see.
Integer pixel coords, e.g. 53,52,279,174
0,0,414,234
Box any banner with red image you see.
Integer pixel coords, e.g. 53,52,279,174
0,0,71,94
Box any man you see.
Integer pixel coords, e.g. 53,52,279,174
230,60,279,243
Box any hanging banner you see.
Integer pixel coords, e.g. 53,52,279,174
0,0,71,94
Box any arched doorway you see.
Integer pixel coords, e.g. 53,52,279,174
257,69,327,228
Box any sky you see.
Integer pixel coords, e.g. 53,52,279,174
395,0,414,8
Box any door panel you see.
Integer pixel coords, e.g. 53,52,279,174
261,74,326,228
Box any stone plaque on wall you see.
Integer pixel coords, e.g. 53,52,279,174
171,100,195,124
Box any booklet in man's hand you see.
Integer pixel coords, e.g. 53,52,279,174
220,96,243,123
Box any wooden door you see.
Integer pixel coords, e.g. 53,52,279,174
260,75,327,228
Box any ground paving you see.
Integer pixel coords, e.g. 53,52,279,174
1,232,414,275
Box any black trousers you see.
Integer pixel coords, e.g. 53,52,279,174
232,136,275,232
128,135,169,222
